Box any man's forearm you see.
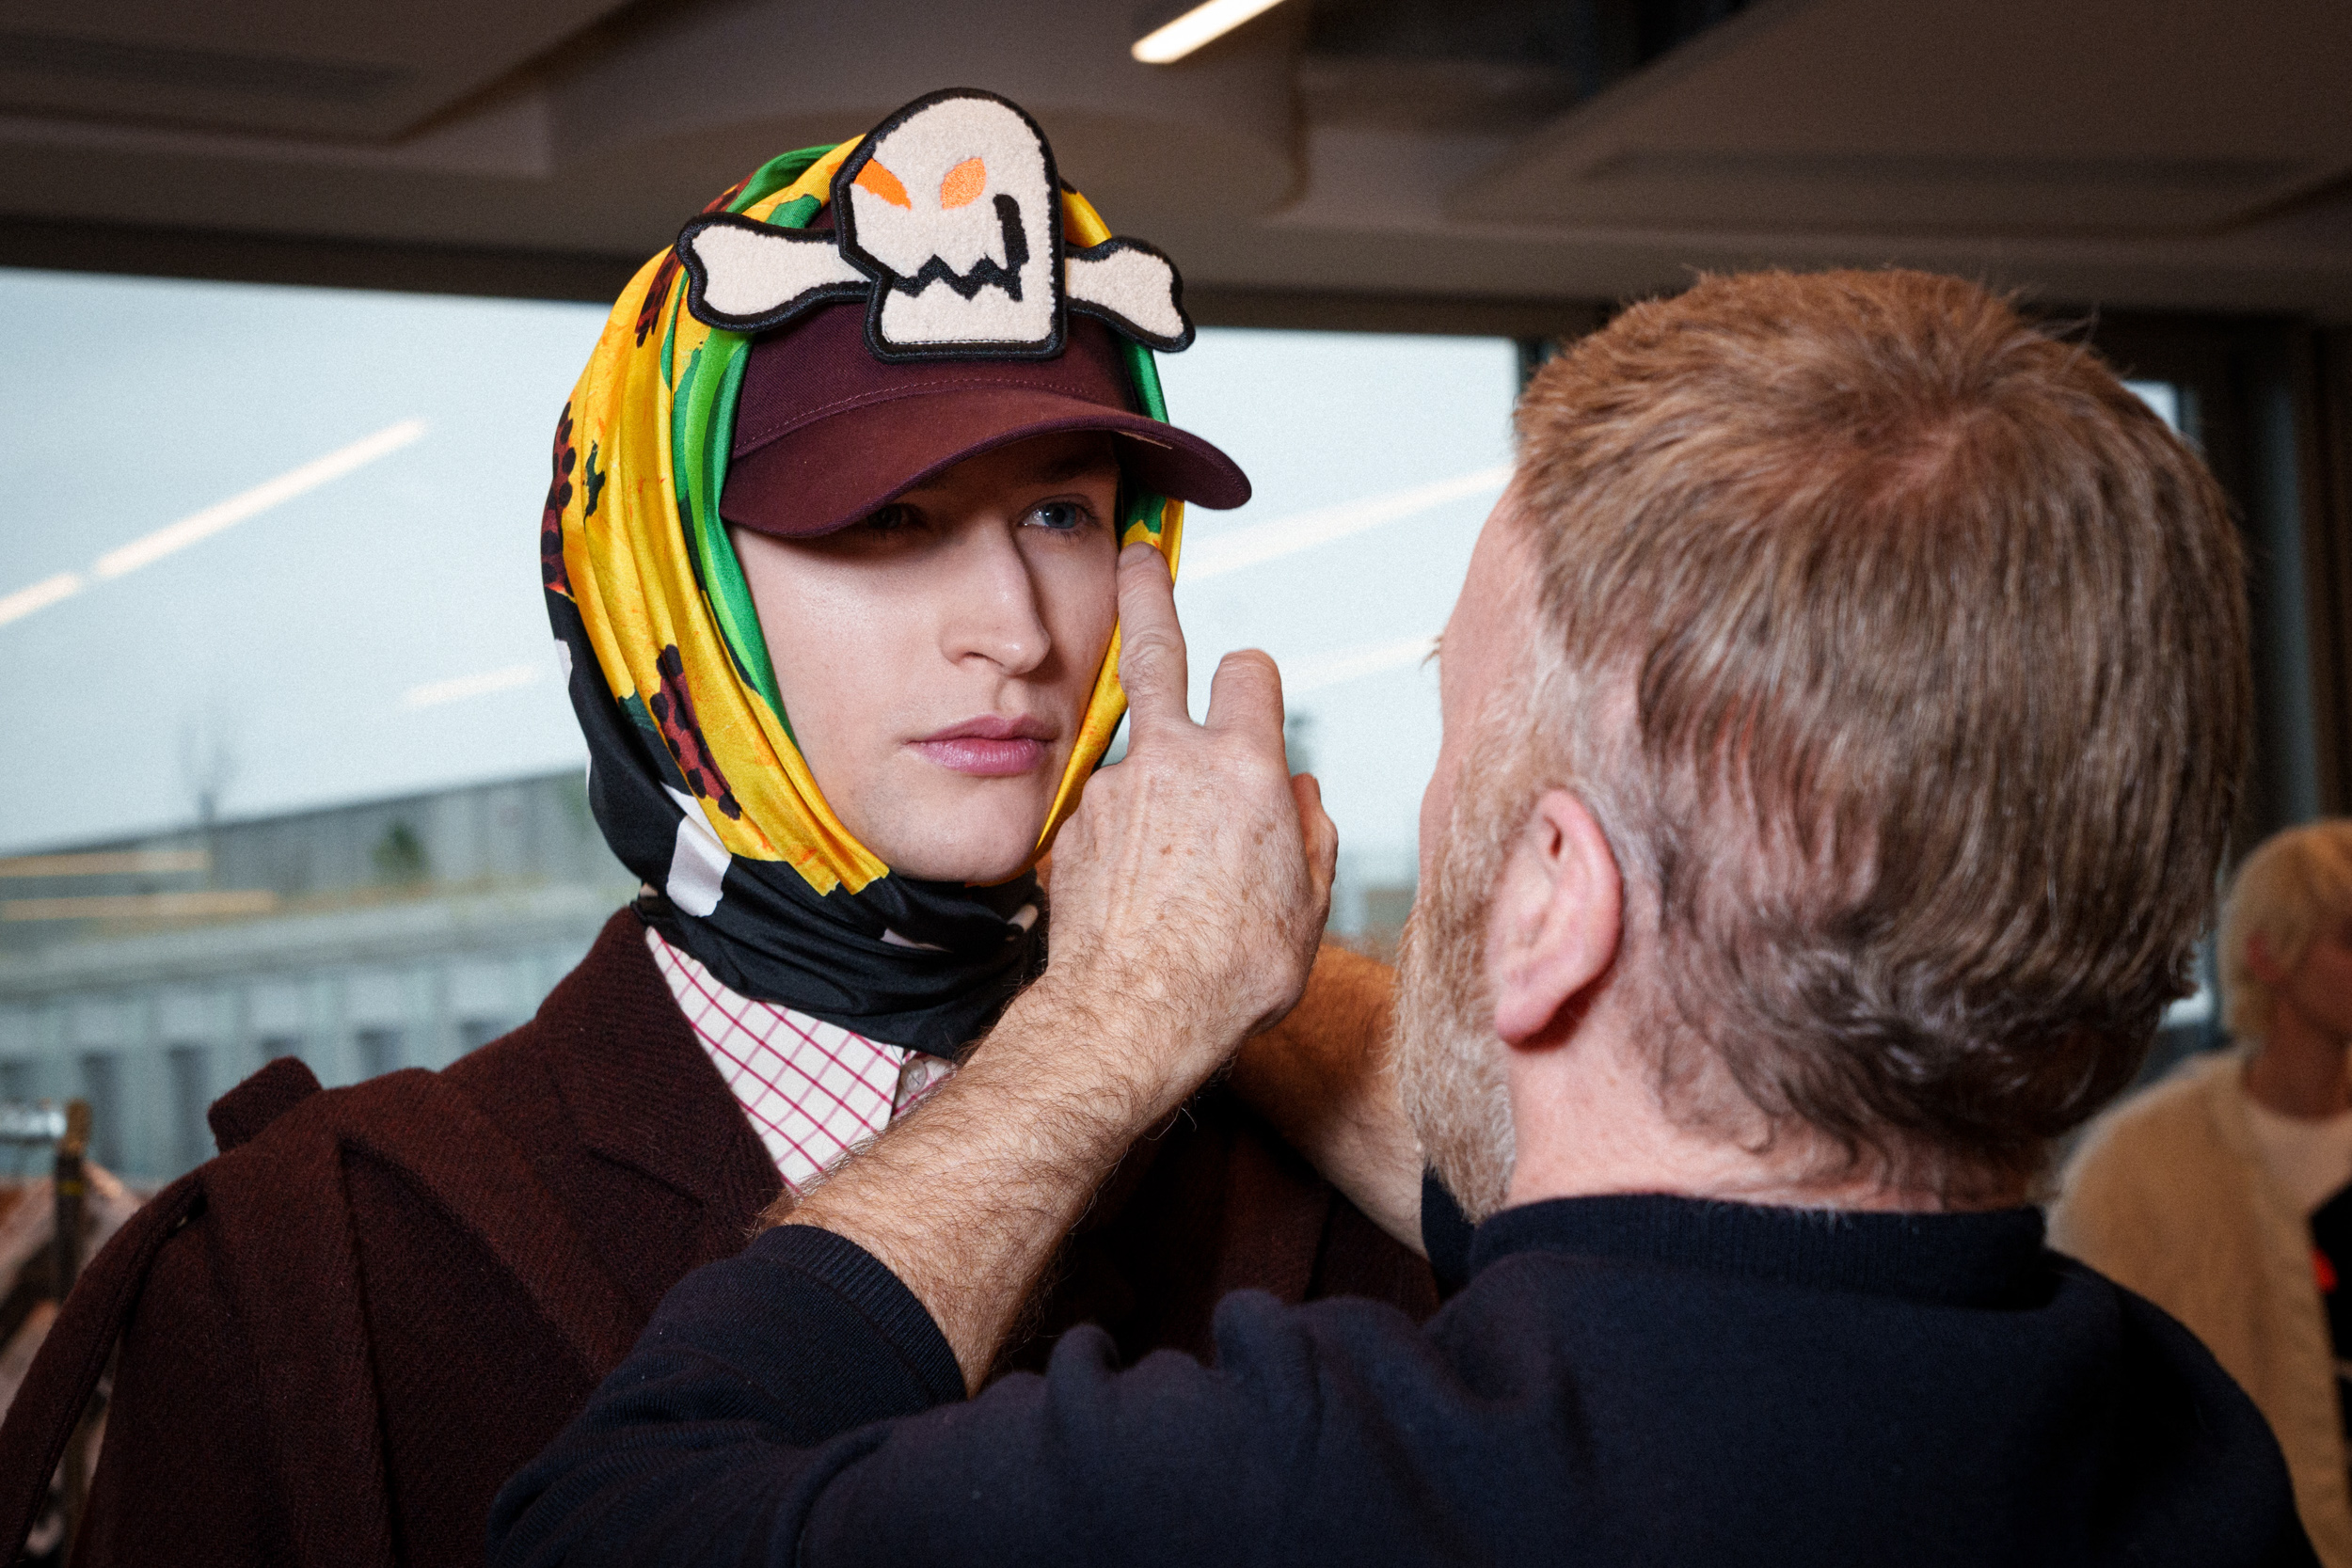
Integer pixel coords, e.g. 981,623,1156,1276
1232,944,1425,1253
771,975,1200,1390
770,547,1338,1391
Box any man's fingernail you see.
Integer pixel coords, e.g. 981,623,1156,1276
1120,543,1159,568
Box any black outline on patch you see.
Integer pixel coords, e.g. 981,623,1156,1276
831,87,1069,364
1064,235,1195,354
675,212,866,336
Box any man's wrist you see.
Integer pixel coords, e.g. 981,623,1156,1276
1001,968,1232,1132
770,968,1226,1387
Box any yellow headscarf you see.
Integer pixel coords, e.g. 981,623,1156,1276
538,130,1198,1052
545,138,1183,901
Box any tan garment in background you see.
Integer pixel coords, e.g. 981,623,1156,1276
2052,1049,2352,1568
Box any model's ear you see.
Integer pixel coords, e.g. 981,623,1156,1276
2247,930,2292,987
1485,789,1622,1046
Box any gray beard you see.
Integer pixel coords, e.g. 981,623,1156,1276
1391,760,1525,1225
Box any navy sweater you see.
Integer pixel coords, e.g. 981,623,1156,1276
490,1191,2314,1567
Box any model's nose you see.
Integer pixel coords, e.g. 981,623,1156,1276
943,520,1051,677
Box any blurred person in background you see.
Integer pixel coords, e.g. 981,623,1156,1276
0,90,1425,1568
492,269,2309,1568
2055,820,2352,1568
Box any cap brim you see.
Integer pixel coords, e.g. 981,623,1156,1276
719,388,1251,539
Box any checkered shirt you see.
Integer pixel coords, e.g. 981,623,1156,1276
645,925,956,1196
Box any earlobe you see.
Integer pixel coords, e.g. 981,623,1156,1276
1486,790,1624,1046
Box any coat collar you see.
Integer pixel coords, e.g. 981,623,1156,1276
537,908,783,1227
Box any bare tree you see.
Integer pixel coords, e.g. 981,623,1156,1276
178,714,240,886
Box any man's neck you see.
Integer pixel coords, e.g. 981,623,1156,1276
1502,1026,2027,1215
2244,1007,2352,1120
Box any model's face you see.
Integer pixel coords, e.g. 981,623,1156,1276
732,433,1121,884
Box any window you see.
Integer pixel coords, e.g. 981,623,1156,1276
3,272,1511,918
2123,379,2185,436
2118,377,2215,1043
1159,329,1519,944
2,269,1518,1163
1,270,605,847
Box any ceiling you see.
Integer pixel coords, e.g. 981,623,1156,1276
0,0,2346,322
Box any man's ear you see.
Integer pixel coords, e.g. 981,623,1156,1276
1485,789,1623,1046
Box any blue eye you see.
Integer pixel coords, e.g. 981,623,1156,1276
1025,500,1090,532
858,504,916,533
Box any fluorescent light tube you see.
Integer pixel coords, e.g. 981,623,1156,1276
1132,0,1291,64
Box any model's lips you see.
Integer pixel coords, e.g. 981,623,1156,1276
909,715,1057,778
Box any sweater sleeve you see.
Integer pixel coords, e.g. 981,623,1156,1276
489,1226,1411,1568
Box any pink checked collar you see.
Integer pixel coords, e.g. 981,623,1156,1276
645,925,954,1196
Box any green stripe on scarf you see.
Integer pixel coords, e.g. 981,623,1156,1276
667,146,834,732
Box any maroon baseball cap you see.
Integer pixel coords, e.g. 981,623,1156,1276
719,303,1250,538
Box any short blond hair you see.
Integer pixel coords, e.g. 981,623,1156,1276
1512,268,2250,1189
2220,822,2352,1039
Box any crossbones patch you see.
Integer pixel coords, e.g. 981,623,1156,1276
674,88,1193,361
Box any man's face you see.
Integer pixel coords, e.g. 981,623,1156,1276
1392,499,1540,1220
731,432,1121,884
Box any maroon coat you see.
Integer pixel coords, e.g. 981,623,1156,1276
0,911,1433,1567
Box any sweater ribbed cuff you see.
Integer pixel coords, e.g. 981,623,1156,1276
752,1225,966,1409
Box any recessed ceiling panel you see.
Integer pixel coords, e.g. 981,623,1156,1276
1452,0,2352,236
0,0,633,139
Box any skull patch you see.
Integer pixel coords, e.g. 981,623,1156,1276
839,92,1060,356
675,88,1193,361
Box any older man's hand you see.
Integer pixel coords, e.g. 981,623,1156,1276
1037,543,1339,1111
774,542,1338,1387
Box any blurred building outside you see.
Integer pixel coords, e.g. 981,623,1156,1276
0,764,1433,1183
0,772,639,1182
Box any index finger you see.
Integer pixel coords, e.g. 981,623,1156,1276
1116,543,1191,735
